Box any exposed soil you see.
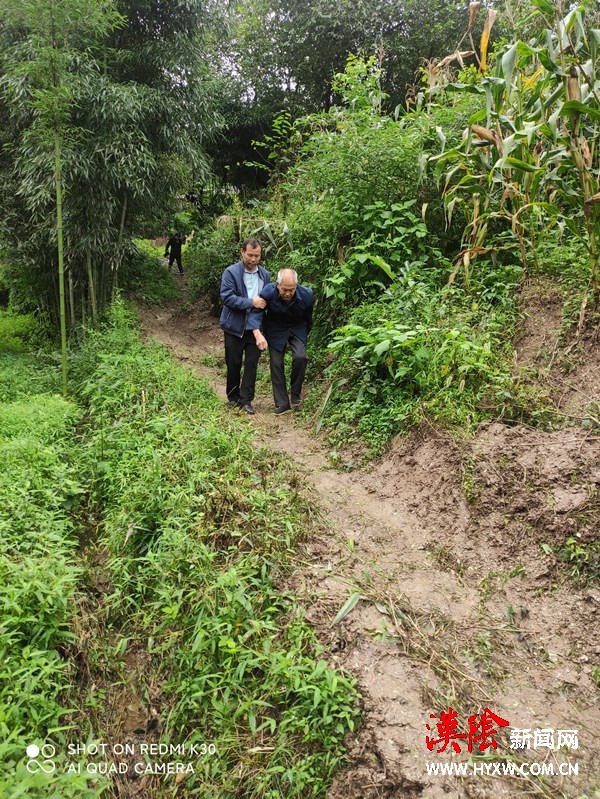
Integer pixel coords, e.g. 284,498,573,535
136,282,599,799
514,275,600,422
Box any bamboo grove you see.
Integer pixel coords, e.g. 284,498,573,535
0,0,218,365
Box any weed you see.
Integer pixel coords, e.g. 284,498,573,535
198,353,219,367
69,301,361,795
461,455,480,504
0,341,100,797
120,243,179,306
555,537,600,585
425,544,465,577
478,566,525,606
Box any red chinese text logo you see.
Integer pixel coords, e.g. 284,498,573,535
426,707,510,754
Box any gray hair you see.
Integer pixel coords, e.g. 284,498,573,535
277,268,298,283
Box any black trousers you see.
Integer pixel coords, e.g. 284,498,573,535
269,335,307,408
224,331,261,404
168,253,183,274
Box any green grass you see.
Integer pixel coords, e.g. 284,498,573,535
69,301,361,797
0,323,103,798
0,310,39,352
0,304,360,798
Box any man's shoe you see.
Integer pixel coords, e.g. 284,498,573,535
274,405,291,415
227,399,241,407
242,403,256,415
291,395,301,407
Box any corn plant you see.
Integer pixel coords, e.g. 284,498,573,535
431,0,599,317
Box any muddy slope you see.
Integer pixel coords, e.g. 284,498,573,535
138,288,599,799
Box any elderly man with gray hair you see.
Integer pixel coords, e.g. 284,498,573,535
255,268,315,414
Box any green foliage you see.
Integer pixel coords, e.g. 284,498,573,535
0,354,61,401
68,301,360,795
194,54,543,451
323,200,446,305
172,211,194,234
0,352,100,798
330,322,495,392
0,301,360,795
0,394,78,442
555,535,600,585
120,243,180,306
315,255,521,452
535,236,594,330
211,0,482,190
186,223,241,312
0,0,220,328
0,310,40,351
432,2,600,305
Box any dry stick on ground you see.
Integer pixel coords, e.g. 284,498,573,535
385,594,494,708
546,337,561,371
551,409,600,426
556,378,597,405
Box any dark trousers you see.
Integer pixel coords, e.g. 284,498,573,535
269,335,307,408
224,331,261,404
169,254,183,274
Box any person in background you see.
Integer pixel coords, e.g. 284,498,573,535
164,232,186,275
219,238,269,415
259,268,314,415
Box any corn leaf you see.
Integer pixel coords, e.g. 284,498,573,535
479,9,497,72
501,43,518,96
504,157,542,172
531,0,555,16
560,101,600,120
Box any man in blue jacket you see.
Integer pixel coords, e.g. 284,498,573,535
259,268,314,414
219,238,269,415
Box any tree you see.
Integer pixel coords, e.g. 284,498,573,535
0,0,220,356
0,0,123,393
208,0,478,192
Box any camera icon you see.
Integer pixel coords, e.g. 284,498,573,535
26,744,56,774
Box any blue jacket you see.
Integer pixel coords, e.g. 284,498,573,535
219,261,270,337
257,282,314,352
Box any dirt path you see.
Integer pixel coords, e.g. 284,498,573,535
138,290,599,799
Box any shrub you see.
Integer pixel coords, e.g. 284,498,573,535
0,310,39,351
120,243,179,305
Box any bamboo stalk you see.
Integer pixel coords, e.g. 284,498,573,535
55,131,67,396
86,250,97,324
68,265,75,328
111,194,128,301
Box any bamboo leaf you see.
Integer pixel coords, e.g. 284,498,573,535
331,593,362,626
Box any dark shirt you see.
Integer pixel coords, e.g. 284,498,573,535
258,282,314,351
165,235,184,258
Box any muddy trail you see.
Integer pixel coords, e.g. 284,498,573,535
137,279,599,799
